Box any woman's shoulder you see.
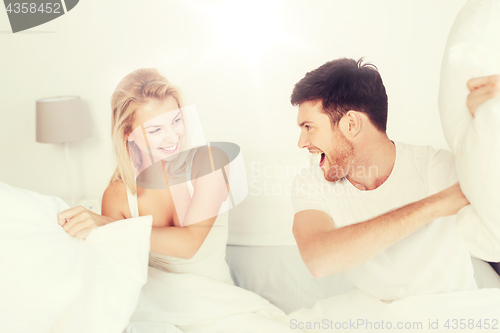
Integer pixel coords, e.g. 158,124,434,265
102,179,132,219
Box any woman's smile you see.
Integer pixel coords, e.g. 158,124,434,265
158,142,178,154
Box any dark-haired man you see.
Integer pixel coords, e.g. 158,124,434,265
290,58,500,302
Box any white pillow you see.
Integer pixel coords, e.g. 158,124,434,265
0,182,152,333
439,0,500,245
226,245,354,314
227,150,312,246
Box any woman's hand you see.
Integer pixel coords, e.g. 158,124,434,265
467,75,500,117
57,206,117,239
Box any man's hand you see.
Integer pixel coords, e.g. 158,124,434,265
57,206,117,239
466,75,500,117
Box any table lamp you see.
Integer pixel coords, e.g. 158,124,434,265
36,96,91,206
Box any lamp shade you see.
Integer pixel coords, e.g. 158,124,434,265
36,96,91,143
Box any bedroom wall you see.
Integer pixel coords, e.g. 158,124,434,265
0,0,467,203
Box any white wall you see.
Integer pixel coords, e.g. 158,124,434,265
0,0,467,202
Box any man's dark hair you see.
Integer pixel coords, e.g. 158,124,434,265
290,58,388,132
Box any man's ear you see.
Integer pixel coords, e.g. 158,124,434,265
341,111,362,137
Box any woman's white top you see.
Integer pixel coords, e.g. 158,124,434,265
126,155,233,285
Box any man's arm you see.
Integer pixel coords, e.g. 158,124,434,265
293,183,469,278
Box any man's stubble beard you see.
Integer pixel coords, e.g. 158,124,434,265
324,130,355,183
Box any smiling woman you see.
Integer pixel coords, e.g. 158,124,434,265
55,68,296,332
102,67,230,260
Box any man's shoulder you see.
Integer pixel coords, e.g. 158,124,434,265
395,142,456,186
396,141,454,163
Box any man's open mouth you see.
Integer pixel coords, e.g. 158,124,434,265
309,150,326,167
319,152,325,167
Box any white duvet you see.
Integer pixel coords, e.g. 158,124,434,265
287,288,500,333
124,267,296,333
0,182,152,333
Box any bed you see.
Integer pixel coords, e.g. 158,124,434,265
2,149,499,333
5,1,500,325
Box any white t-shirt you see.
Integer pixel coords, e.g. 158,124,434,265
291,141,480,301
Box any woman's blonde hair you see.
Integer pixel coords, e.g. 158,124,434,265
109,68,194,194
